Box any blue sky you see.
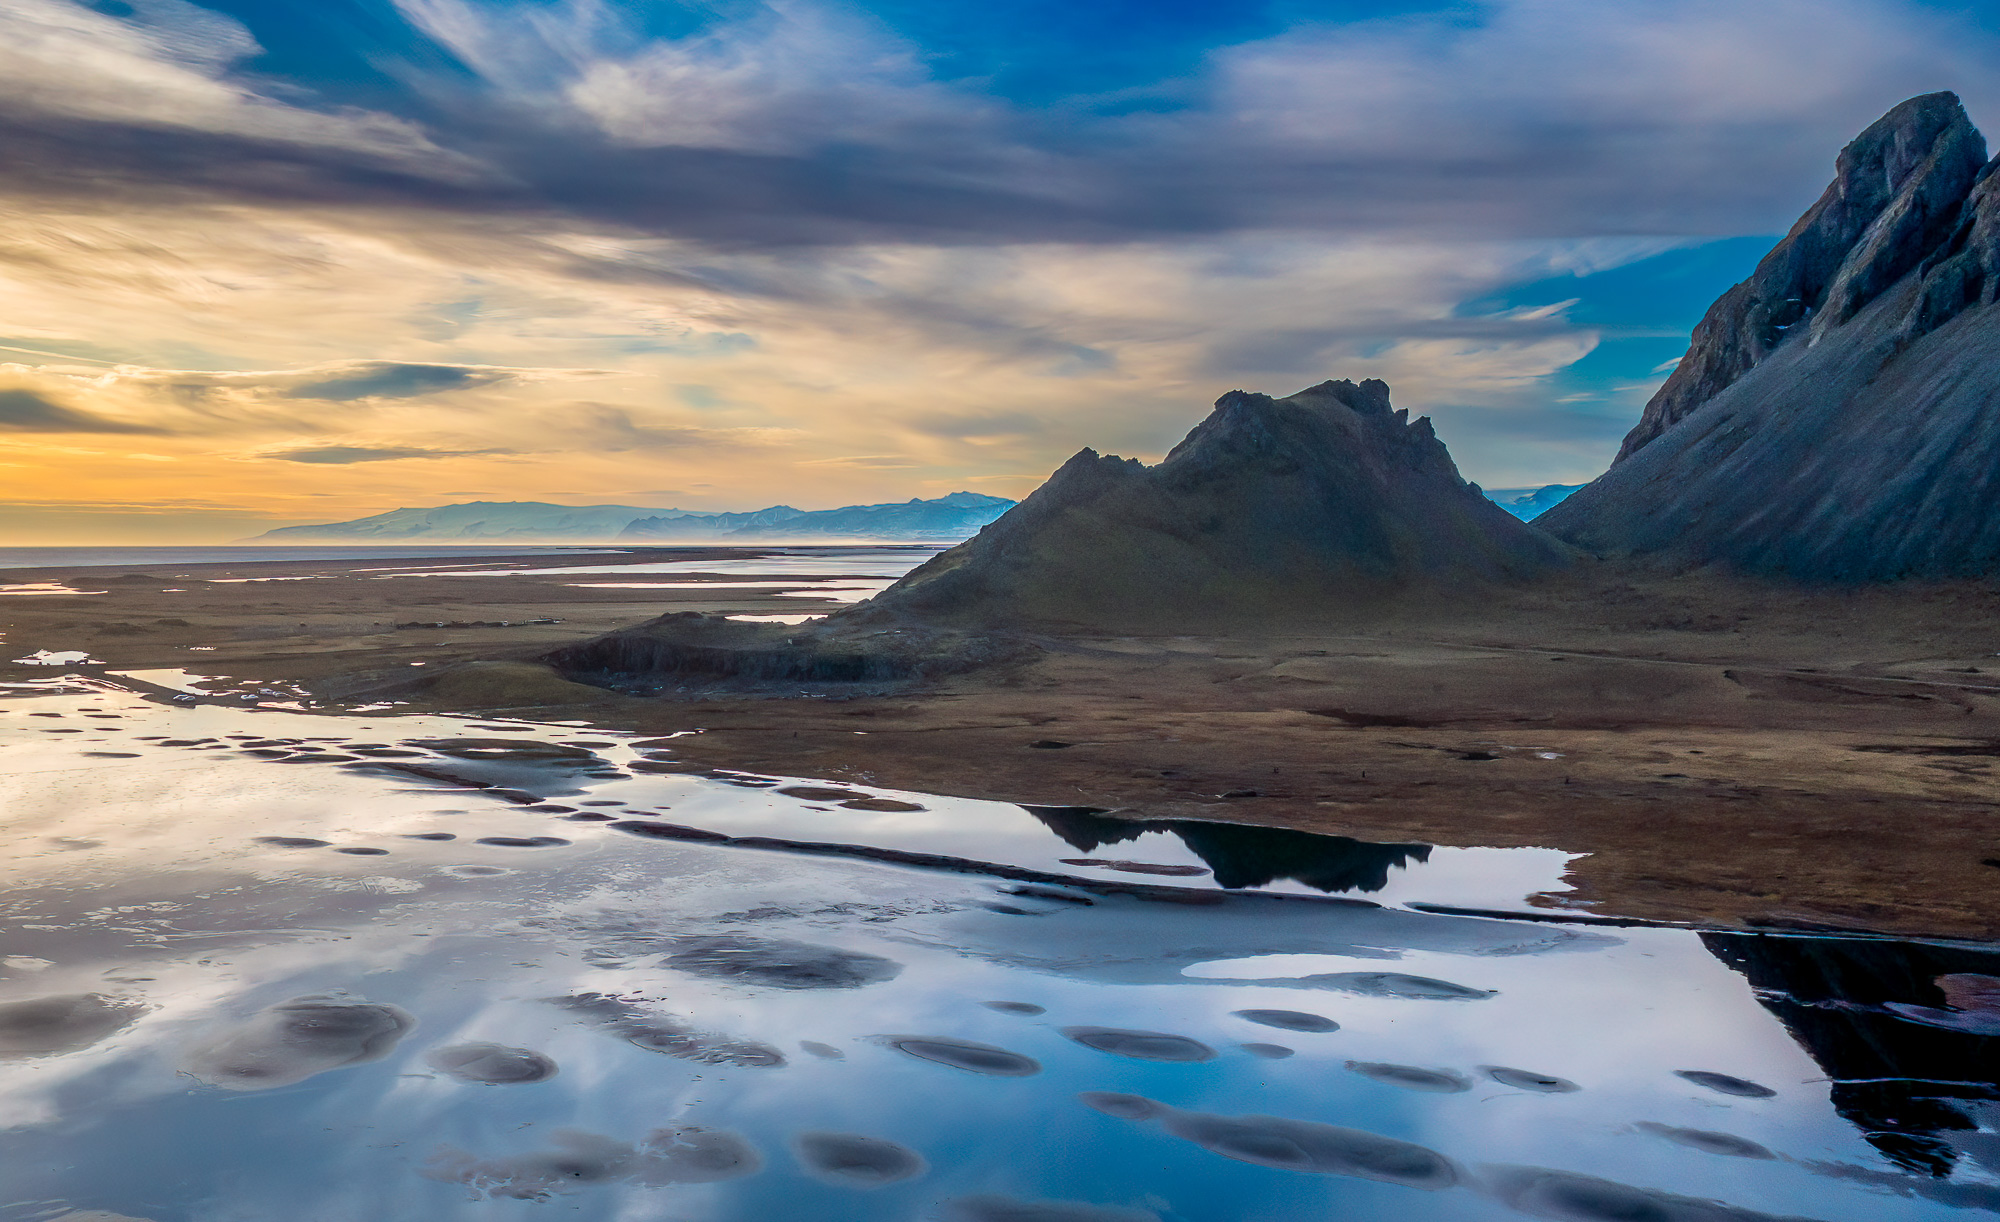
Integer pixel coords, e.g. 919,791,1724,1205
0,0,1994,539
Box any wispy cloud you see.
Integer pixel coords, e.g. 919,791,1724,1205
264,444,514,463
0,386,163,433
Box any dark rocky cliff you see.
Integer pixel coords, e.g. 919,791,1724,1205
1541,93,2000,581
1612,93,1988,462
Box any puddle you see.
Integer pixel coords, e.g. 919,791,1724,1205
376,545,945,582
0,678,1991,1220
116,669,226,696
0,583,104,596
10,650,102,666
774,581,898,599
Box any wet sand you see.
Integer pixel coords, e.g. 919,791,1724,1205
7,550,2000,939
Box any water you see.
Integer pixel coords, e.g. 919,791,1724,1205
0,676,1994,1221
377,546,948,581
0,547,623,572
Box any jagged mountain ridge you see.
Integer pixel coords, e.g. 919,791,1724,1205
844,377,1571,628
254,493,1014,543
1541,92,2000,581
1611,92,1991,462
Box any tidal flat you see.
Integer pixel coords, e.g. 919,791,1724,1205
8,546,2000,936
0,665,1996,1219
4,545,2000,1219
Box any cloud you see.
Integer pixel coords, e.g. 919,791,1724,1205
264,444,513,464
574,403,791,452
0,386,161,433
905,411,1045,440
0,0,1990,247
288,362,516,401
3,0,1996,539
0,0,491,195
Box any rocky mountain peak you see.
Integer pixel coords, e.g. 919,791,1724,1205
1614,92,1990,461
841,379,1569,629
1538,95,2000,582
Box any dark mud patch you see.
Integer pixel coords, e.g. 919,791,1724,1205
1059,859,1209,877
1286,972,1494,1000
661,936,902,990
1635,1122,1775,1159
1346,1061,1472,1093
425,1126,760,1201
1486,1165,1807,1221
982,1001,1046,1016
426,1042,559,1084
1080,1091,1458,1189
1240,1042,1295,1059
840,797,927,812
884,1035,1041,1076
183,994,414,1090
0,993,144,1057
1061,1026,1216,1063
1483,1066,1580,1093
551,993,785,1068
1231,1008,1338,1033
1674,1070,1776,1098
793,1131,928,1186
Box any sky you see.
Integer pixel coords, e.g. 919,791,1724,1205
0,0,1995,542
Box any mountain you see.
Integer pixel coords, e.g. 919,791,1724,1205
253,501,678,542
620,492,1014,541
251,493,1015,544
1483,484,1583,522
840,378,1572,629
1540,93,2000,581
548,377,1571,685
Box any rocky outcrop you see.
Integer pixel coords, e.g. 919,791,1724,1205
1613,93,1988,461
832,377,1570,630
1541,94,2000,582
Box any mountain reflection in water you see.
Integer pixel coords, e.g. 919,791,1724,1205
1024,805,1432,893
1706,931,2000,1179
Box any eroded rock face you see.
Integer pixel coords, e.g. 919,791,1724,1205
1613,92,1989,461
1543,92,2000,581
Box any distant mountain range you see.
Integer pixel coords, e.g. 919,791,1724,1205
1482,484,1583,522
620,492,1014,541
249,493,1015,544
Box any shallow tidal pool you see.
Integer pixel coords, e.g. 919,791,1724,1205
0,675,1994,1222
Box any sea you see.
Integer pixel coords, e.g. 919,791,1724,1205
0,545,625,570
